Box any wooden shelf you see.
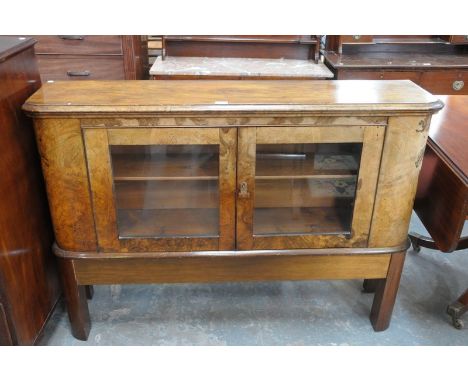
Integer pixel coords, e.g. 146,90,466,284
253,206,353,236
112,153,219,181
114,179,219,210
117,208,219,238
256,154,358,180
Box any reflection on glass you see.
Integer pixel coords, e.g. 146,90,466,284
253,143,362,236
110,145,219,238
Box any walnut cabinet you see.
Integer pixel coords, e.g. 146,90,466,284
23,80,443,340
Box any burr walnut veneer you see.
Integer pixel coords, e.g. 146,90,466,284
23,80,442,340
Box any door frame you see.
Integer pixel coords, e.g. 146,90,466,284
236,125,385,250
83,126,237,252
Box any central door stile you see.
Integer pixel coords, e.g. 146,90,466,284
218,127,238,250
236,127,257,250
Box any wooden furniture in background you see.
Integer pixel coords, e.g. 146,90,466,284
25,35,148,82
0,36,61,345
323,35,468,94
23,80,442,340
147,35,162,71
150,35,332,80
409,95,467,329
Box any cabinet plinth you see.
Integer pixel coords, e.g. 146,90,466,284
23,80,442,340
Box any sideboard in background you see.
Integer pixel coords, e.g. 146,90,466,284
25,35,148,82
323,35,468,94
151,35,333,80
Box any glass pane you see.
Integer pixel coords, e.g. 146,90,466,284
110,145,219,238
253,143,362,236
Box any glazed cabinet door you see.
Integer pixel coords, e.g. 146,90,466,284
236,125,385,250
83,127,236,252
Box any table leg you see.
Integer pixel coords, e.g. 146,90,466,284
85,285,94,300
58,258,91,340
362,279,380,293
446,289,468,329
370,251,406,331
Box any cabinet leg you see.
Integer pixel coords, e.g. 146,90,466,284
369,252,406,331
59,258,91,340
85,285,94,300
362,279,379,293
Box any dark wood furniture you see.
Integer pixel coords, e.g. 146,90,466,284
0,36,61,345
150,35,332,80
23,80,442,340
323,36,468,94
409,95,468,329
24,35,148,82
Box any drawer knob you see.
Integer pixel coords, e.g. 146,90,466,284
353,35,361,40
58,35,84,40
452,80,464,91
67,70,91,77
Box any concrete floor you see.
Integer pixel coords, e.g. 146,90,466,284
38,213,468,345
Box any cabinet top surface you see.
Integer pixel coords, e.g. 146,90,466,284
23,80,442,114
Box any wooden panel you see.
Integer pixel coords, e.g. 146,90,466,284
83,129,120,251
37,55,125,82
81,115,388,128
33,35,122,55
338,70,422,83
164,41,314,60
108,128,219,145
74,254,391,284
256,126,365,144
218,128,237,249
122,35,148,80
34,118,97,251
349,125,386,243
236,127,256,250
369,115,431,247
419,70,467,95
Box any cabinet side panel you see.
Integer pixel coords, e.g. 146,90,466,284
34,119,97,251
368,115,431,247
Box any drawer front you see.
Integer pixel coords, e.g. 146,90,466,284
341,35,373,44
37,56,125,81
449,35,468,45
338,70,422,82
419,70,467,94
33,35,122,55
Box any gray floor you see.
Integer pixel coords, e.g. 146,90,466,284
38,213,468,345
